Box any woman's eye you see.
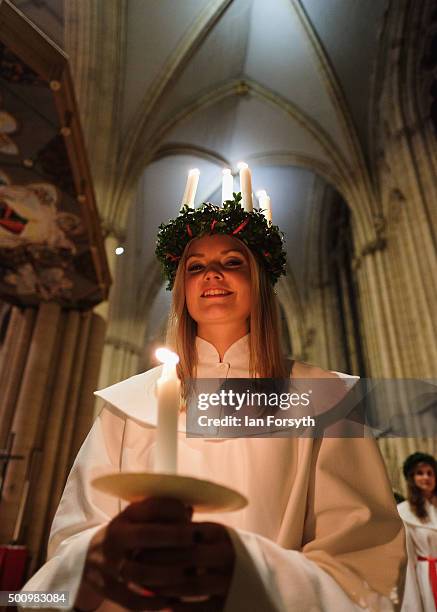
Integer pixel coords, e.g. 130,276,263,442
188,263,203,271
188,259,243,271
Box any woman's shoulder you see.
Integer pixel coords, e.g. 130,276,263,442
397,500,410,515
94,365,163,426
291,360,345,379
397,500,425,528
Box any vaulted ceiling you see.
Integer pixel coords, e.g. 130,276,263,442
9,0,388,342
122,0,385,157
117,0,387,337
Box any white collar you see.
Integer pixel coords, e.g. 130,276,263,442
94,365,162,429
94,332,357,431
94,334,251,430
398,499,437,530
195,333,250,367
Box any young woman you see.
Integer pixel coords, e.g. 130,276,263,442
23,200,406,611
398,452,437,611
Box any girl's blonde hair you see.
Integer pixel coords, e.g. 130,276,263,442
165,236,288,401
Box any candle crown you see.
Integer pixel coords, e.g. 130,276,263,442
155,192,286,291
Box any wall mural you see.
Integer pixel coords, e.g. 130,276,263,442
0,170,83,300
0,15,110,309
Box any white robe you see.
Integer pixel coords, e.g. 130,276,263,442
22,334,405,611
398,500,437,612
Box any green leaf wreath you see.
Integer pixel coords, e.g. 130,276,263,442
155,192,287,290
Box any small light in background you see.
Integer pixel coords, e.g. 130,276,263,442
115,246,124,255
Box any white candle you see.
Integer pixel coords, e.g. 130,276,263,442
222,168,234,203
155,348,181,473
181,168,200,209
238,162,253,212
257,190,272,224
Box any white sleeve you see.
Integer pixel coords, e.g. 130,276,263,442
21,407,125,609
398,522,422,612
224,528,396,612
221,436,404,611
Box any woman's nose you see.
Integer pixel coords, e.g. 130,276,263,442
204,264,223,279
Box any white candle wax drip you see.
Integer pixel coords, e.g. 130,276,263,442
155,348,181,473
222,168,234,203
257,190,272,224
181,168,200,209
238,162,253,212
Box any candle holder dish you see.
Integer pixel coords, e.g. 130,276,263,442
92,472,248,513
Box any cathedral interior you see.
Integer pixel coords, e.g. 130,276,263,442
0,0,436,586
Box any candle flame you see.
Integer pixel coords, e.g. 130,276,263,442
223,168,232,175
237,161,248,170
155,347,180,365
188,168,200,175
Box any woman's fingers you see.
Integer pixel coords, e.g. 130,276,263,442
122,497,191,523
171,596,225,611
122,560,187,587
84,565,173,611
122,546,233,588
107,523,196,553
189,522,231,544
108,521,230,555
101,499,192,575
93,516,234,606
152,572,230,598
131,540,234,569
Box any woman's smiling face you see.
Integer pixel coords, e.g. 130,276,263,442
184,234,252,328
413,462,436,497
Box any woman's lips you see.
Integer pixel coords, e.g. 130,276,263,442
201,292,234,298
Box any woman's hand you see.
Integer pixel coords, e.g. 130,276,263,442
78,497,235,611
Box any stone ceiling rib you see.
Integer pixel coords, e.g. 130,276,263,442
65,0,127,227
113,77,354,230
153,143,231,205
246,78,352,189
116,0,235,205
143,147,339,221
148,147,342,209
153,143,231,167
247,151,344,198
290,0,371,197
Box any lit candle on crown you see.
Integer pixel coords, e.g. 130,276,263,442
222,168,233,203
238,162,253,212
257,190,272,224
155,348,181,473
181,168,200,209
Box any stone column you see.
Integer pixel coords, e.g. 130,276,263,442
356,0,437,484
24,309,80,572
0,302,61,543
64,0,127,222
69,312,106,463
0,307,36,448
0,302,108,572
47,312,92,522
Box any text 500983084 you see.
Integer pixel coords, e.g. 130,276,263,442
0,591,69,607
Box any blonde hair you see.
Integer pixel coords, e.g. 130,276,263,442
165,236,288,401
